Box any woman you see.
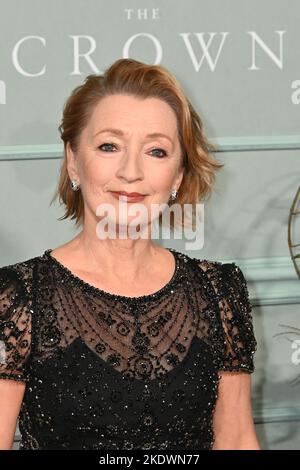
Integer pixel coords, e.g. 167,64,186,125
0,58,260,450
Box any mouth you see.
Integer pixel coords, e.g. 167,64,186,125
110,191,147,202
112,191,146,196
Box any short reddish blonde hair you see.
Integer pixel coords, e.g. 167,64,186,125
51,58,223,230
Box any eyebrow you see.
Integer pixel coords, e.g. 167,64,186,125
93,127,174,146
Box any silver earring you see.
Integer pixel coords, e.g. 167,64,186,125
170,189,178,201
70,179,80,191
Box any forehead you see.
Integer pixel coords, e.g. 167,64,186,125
87,94,179,136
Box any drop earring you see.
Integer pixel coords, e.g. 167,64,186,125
170,189,178,201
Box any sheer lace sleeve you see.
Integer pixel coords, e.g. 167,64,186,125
198,260,258,374
0,266,32,382
214,262,257,373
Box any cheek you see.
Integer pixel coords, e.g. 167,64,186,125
147,165,176,192
80,160,112,193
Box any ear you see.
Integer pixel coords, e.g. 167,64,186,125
66,142,80,183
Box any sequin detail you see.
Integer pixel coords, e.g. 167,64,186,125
0,248,257,450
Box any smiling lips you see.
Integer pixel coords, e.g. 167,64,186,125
111,191,146,202
113,191,145,197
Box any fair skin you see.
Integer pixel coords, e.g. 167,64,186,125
212,372,261,450
53,94,184,295
0,94,260,450
0,380,25,450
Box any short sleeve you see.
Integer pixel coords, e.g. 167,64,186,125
215,262,257,373
0,266,32,382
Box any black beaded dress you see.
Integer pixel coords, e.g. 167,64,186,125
0,248,257,450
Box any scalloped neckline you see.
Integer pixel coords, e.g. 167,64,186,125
43,247,182,302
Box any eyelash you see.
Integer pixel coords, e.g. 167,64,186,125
98,142,168,158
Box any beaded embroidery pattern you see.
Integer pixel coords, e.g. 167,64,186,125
0,248,257,450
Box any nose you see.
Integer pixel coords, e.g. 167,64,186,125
115,148,144,182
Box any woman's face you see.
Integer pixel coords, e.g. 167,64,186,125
66,93,184,235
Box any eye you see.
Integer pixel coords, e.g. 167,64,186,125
150,148,168,158
98,143,168,158
98,142,117,152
